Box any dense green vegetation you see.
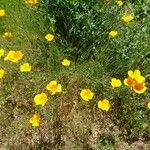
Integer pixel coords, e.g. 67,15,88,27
0,0,150,149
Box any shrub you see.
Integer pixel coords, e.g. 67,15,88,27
40,0,121,60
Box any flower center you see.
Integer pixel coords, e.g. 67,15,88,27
134,83,144,91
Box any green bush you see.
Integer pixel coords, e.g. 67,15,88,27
41,0,121,60
41,0,150,68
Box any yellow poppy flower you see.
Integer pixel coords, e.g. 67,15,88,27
45,34,54,42
98,99,111,111
124,77,135,87
110,78,122,88
122,11,133,23
147,102,150,109
0,69,5,79
128,69,141,78
46,81,62,95
34,93,48,106
0,9,5,17
80,89,94,101
4,50,23,63
116,1,123,7
29,113,40,127
20,63,32,72
124,70,145,87
109,31,118,38
133,82,147,94
124,78,146,94
0,49,4,57
3,32,12,40
128,70,145,83
124,69,146,94
26,0,38,6
62,59,71,67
